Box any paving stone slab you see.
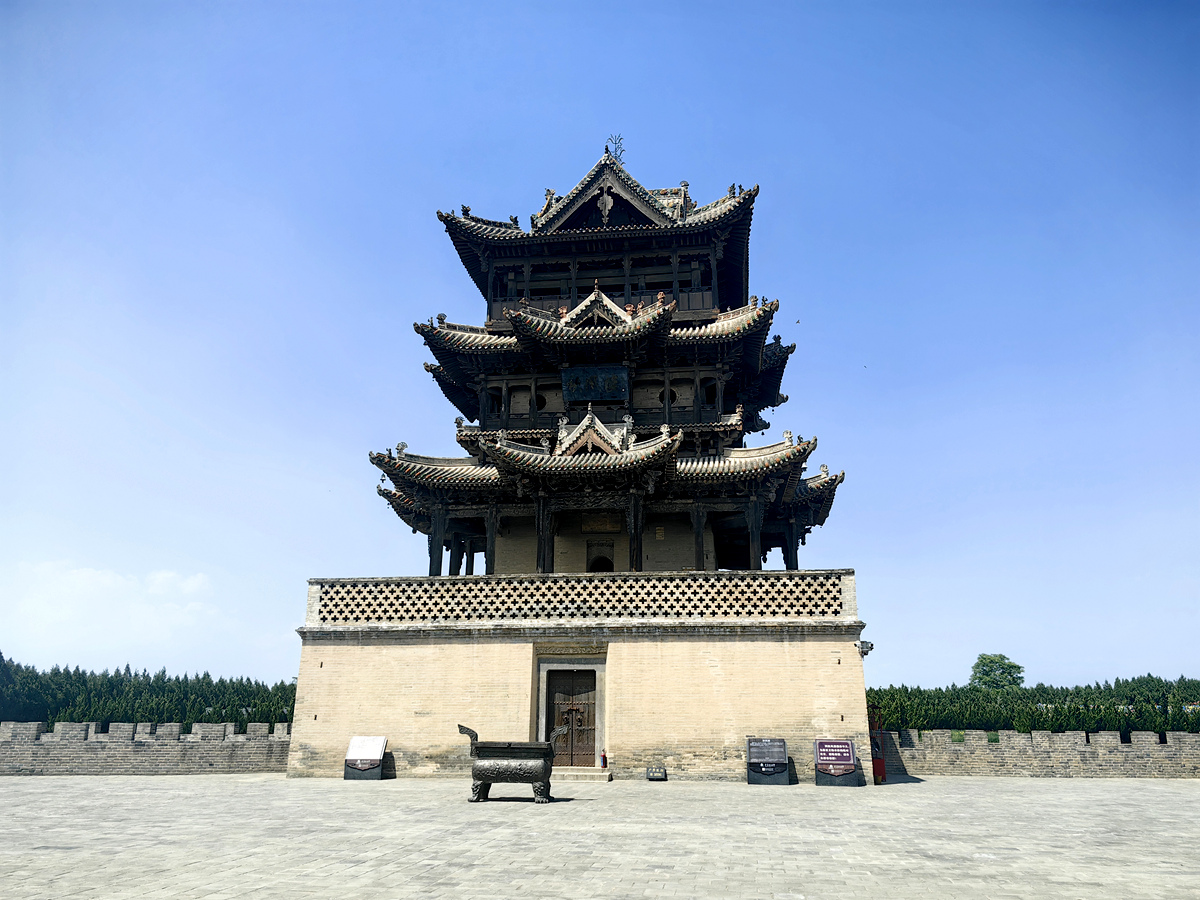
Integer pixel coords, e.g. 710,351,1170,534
0,775,1197,899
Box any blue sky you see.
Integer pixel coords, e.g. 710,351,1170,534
2,1,1196,688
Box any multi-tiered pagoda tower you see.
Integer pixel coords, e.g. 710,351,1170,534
372,149,843,576
288,153,870,783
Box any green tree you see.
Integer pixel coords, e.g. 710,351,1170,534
970,653,1025,690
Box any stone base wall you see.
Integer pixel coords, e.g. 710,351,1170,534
289,629,871,781
0,721,292,775
881,729,1200,778
291,569,869,781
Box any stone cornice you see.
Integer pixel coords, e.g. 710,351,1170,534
297,618,866,644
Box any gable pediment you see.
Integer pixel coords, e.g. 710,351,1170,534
540,164,674,234
561,287,632,328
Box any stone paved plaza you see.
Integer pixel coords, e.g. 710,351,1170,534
2,774,1197,899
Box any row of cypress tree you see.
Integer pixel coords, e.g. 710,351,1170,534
868,675,1200,734
0,653,295,730
5,653,1196,735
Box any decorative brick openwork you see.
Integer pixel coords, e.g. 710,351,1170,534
314,571,845,624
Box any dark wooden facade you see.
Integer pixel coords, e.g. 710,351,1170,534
375,153,844,576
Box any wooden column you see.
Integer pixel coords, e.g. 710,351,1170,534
628,490,645,572
747,498,762,571
671,251,679,302
690,506,707,572
535,493,555,574
465,538,476,575
428,508,447,577
569,258,578,302
522,261,531,299
485,505,499,575
448,535,465,576
623,255,631,302
783,519,799,571
663,368,670,426
709,248,720,308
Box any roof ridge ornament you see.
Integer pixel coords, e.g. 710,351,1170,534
597,184,614,226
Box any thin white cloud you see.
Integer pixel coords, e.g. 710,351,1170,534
0,561,220,671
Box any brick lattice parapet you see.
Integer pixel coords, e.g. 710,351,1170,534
307,569,856,626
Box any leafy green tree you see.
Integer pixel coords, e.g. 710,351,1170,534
969,653,1025,690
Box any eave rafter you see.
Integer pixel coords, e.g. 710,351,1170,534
424,363,479,422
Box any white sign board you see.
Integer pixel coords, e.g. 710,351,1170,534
345,735,388,765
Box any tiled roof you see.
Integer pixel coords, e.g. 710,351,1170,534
436,154,758,242
371,450,503,489
667,300,776,345
560,286,635,327
425,300,772,367
414,321,518,352
557,406,628,456
482,431,681,475
793,467,845,526
507,294,674,345
533,152,674,232
674,438,815,483
376,485,417,511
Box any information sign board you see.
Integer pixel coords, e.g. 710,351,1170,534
813,739,856,775
344,735,388,780
812,739,861,786
747,737,789,785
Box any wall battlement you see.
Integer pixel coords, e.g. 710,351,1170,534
882,729,1200,778
0,721,291,775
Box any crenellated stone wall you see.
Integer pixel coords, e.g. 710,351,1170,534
880,729,1200,778
0,721,291,775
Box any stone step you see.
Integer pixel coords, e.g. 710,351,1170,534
553,766,613,782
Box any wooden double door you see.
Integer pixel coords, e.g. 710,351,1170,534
547,669,596,766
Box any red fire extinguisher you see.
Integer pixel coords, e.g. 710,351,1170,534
600,749,607,769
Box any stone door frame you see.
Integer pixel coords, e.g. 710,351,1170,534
535,654,606,767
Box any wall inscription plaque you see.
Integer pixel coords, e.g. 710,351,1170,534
562,366,629,403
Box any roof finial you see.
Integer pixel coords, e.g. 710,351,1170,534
395,442,407,456
606,133,625,163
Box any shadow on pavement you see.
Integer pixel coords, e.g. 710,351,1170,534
878,774,925,784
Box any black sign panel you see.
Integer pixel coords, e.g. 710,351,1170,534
562,366,629,403
747,737,789,785
646,765,668,781
812,739,862,786
813,739,856,776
